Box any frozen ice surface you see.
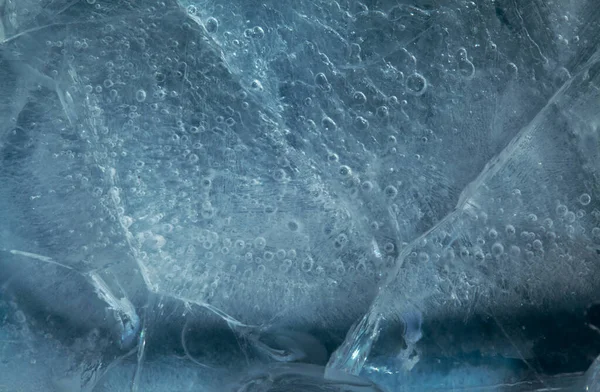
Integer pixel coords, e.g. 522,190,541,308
0,0,599,390
328,39,600,390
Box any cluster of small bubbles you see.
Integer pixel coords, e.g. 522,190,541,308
132,88,146,102
322,116,337,131
532,239,543,251
352,91,367,104
205,17,219,33
384,185,398,199
354,116,369,130
580,193,592,206
339,165,352,177
405,72,427,96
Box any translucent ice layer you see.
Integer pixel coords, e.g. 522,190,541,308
328,46,600,389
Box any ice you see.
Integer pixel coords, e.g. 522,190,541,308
327,46,600,388
0,0,599,390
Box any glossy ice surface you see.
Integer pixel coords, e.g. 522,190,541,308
0,0,599,391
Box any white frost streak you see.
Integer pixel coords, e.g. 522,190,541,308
87,271,138,328
8,249,73,270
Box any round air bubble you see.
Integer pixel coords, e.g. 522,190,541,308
301,257,314,272
361,181,373,192
354,116,369,130
339,165,352,177
254,237,267,250
509,245,521,257
458,58,475,78
327,152,339,162
186,5,198,15
505,224,516,235
405,72,427,96
384,242,395,253
556,204,568,216
250,80,263,91
376,106,389,118
322,116,337,131
205,17,219,33
580,193,592,206
491,242,504,256
384,185,398,199
135,89,147,102
352,91,367,104
253,26,265,39
280,259,293,273
315,73,330,90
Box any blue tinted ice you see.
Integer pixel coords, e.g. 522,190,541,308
0,0,599,391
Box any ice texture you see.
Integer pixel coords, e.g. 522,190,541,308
0,0,599,391
328,42,600,389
